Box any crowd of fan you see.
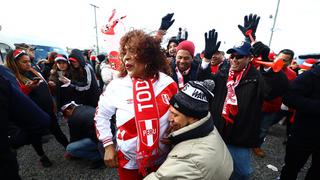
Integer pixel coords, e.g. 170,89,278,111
1,13,319,180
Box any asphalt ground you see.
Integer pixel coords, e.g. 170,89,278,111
17,122,310,180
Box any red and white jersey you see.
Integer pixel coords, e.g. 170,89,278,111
94,72,178,169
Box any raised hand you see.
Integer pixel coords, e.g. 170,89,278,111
159,13,175,31
252,41,270,61
204,29,221,59
238,14,260,42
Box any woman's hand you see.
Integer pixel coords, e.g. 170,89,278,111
48,81,56,87
104,144,118,168
25,79,40,89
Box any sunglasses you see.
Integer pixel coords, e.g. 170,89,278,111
229,54,246,60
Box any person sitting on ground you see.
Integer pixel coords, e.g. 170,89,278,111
61,101,105,169
144,80,233,180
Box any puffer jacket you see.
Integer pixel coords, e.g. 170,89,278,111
144,113,233,180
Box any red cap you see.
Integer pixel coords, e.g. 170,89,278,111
299,58,318,70
68,57,78,62
176,40,195,57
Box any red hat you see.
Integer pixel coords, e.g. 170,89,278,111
299,58,318,70
68,57,78,62
176,40,195,57
13,49,28,60
90,55,96,61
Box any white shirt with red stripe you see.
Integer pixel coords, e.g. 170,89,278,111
94,72,178,169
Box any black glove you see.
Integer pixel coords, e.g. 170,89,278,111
238,14,260,42
159,13,175,31
252,41,270,61
204,29,221,59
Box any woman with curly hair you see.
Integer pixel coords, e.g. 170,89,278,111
94,29,178,179
5,49,69,167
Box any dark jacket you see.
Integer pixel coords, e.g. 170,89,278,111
69,49,101,107
24,72,55,116
171,59,200,86
49,69,74,110
68,105,98,143
0,66,49,179
198,63,288,147
283,63,320,148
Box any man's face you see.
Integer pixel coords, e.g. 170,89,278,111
276,53,292,68
176,50,193,72
168,106,195,132
229,54,251,71
211,51,224,66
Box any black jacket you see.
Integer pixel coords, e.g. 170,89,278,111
69,49,101,107
283,63,320,148
68,105,98,143
198,63,288,147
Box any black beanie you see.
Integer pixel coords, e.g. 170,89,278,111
169,81,214,119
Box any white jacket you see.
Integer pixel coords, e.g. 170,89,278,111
94,72,178,169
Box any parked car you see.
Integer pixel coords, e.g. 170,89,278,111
0,31,67,64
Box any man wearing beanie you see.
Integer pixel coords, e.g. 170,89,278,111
171,40,201,90
144,81,233,180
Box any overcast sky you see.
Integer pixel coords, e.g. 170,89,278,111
1,0,319,56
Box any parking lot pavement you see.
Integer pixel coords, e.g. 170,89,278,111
18,122,310,179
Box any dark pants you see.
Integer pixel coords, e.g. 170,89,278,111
49,114,69,148
280,141,320,180
0,150,21,180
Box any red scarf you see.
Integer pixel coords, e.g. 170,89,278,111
176,67,190,90
222,64,250,124
211,65,219,74
133,78,160,176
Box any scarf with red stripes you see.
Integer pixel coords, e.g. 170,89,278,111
133,77,160,176
222,64,250,124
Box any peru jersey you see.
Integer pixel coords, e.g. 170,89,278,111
94,72,178,169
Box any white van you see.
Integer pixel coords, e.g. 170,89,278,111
0,31,67,64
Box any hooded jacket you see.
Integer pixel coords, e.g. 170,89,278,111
283,63,320,148
69,49,101,107
144,113,233,180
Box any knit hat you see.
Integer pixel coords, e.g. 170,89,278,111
54,54,68,63
299,58,318,70
169,80,215,119
176,40,195,57
167,36,179,49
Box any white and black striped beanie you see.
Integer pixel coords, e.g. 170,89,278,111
169,80,215,119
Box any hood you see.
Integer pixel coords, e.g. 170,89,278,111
69,49,86,67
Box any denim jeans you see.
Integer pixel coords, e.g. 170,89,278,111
258,112,279,147
227,145,252,180
66,138,101,160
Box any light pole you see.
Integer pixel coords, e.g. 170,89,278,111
90,4,99,55
269,0,281,48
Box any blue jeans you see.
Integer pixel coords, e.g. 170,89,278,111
227,145,252,180
258,112,279,147
66,138,101,160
